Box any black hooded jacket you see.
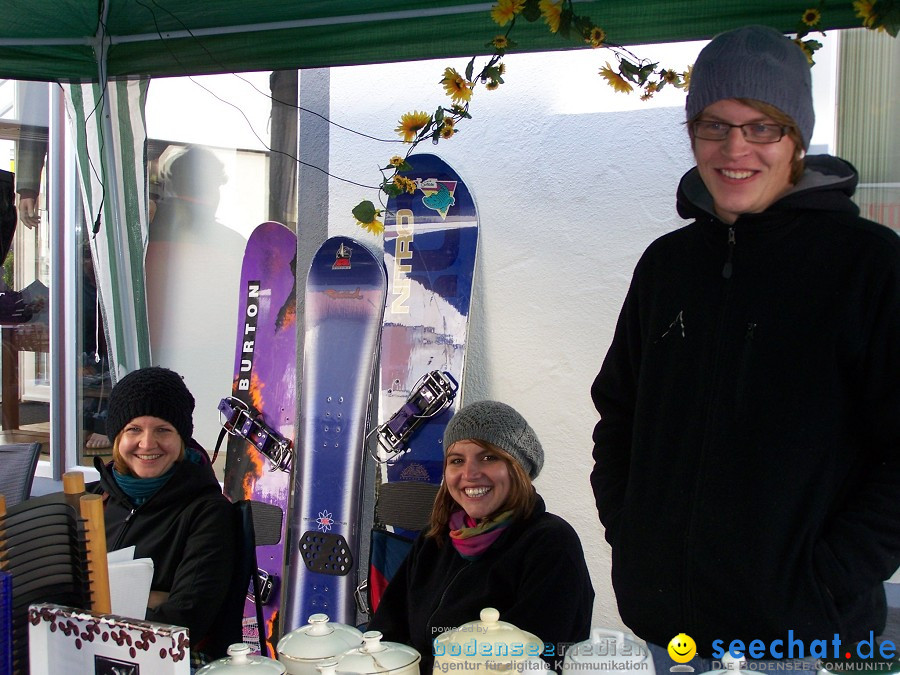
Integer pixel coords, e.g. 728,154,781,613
368,494,594,672
591,156,900,656
90,452,236,656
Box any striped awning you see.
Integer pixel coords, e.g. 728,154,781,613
63,78,151,380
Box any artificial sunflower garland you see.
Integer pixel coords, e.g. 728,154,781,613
352,0,898,231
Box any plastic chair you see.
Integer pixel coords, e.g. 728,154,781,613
0,442,41,507
203,499,267,660
0,472,109,674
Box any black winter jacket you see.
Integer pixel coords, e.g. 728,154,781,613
591,155,900,657
368,495,594,672
91,453,237,657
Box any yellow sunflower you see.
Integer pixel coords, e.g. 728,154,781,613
389,155,405,168
794,38,815,64
662,69,679,84
394,175,417,195
395,110,431,143
641,81,659,100
486,80,500,91
599,63,634,94
802,8,821,26
586,26,606,48
491,0,525,27
539,0,563,33
355,215,384,235
853,0,887,30
492,35,509,49
677,64,693,91
442,67,473,103
440,120,456,139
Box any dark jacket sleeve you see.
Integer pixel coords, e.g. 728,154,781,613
590,271,642,545
814,236,900,609
146,496,236,642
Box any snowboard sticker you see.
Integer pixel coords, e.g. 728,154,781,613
283,236,386,630
374,153,478,541
222,221,297,655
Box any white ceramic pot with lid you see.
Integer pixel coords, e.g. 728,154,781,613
432,607,544,673
334,630,421,675
196,643,287,673
562,628,655,675
276,613,364,675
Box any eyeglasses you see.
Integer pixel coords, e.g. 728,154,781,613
691,120,789,144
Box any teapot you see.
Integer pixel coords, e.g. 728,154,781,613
333,630,421,675
196,643,287,673
276,613,364,675
432,607,544,672
562,628,656,675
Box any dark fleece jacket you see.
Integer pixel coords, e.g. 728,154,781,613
91,452,236,657
369,494,594,673
591,155,900,657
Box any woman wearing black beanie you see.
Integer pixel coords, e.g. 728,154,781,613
90,366,238,668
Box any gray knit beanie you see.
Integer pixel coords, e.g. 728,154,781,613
443,400,544,479
107,366,195,444
686,25,814,149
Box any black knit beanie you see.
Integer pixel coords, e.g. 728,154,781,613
106,366,195,443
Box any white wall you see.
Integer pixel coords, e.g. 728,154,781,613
323,36,838,631
324,46,700,631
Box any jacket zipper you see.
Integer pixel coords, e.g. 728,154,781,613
111,507,138,550
426,562,471,639
684,231,737,633
722,227,735,279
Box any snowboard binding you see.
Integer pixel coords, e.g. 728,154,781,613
372,370,459,463
218,397,293,472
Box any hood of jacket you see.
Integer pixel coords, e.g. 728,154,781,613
676,154,861,224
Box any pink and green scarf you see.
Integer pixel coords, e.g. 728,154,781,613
449,509,515,560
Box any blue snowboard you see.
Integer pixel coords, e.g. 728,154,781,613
284,236,386,630
374,154,479,541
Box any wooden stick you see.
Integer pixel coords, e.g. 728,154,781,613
63,472,86,495
79,493,111,614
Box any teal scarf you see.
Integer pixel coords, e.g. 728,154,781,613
112,447,202,506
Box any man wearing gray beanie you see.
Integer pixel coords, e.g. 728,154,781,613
591,24,900,671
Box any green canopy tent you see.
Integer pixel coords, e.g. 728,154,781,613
0,1,863,81
0,0,869,424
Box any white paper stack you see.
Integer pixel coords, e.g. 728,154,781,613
107,546,154,620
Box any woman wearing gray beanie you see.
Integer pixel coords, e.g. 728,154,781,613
89,366,239,667
592,24,900,672
369,400,594,673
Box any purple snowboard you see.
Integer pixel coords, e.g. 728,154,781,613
222,221,297,655
284,236,386,630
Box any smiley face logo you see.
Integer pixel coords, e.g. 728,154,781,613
667,633,697,664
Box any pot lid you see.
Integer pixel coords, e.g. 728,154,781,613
277,614,364,661
563,629,653,669
433,608,544,663
197,643,287,673
336,631,421,673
